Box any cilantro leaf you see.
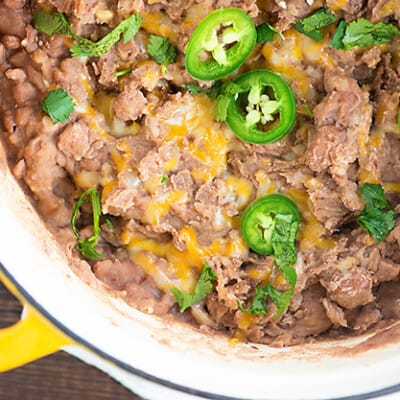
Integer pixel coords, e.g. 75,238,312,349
238,285,269,315
71,13,142,57
211,81,243,122
331,20,347,49
114,68,133,77
147,35,177,68
34,10,74,36
239,213,299,317
264,284,292,318
161,174,168,183
35,10,142,57
171,262,216,312
341,18,400,50
42,89,75,123
256,23,284,44
105,218,114,229
181,83,208,94
356,183,396,242
295,9,338,41
214,94,231,122
71,188,102,260
294,23,323,41
271,214,298,270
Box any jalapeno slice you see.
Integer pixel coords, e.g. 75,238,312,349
225,70,296,144
241,194,300,255
185,8,257,81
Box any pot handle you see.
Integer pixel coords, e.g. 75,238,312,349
0,271,73,372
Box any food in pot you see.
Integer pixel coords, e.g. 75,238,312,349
1,0,400,347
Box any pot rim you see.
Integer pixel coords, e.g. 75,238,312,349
1,261,399,400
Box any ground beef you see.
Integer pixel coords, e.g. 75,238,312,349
1,0,400,347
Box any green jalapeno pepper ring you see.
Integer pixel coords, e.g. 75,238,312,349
185,8,257,81
226,70,296,144
241,194,300,255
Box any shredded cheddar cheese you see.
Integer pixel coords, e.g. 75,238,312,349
287,188,336,251
126,226,248,292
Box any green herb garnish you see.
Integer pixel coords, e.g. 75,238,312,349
238,285,269,315
256,23,284,44
34,10,74,36
34,10,142,57
336,18,400,50
114,68,133,77
356,183,396,243
239,214,298,317
161,174,168,184
71,188,102,260
147,35,177,72
42,89,75,123
181,83,208,94
71,14,142,57
171,262,216,312
295,9,338,41
212,81,242,122
105,217,114,229
331,20,347,49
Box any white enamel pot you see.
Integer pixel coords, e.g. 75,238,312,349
1,141,400,400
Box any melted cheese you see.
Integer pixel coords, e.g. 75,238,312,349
384,182,400,193
225,176,253,209
126,226,248,292
73,170,101,189
262,29,334,101
140,11,179,41
358,130,383,184
144,190,188,225
164,95,231,183
326,0,348,12
287,188,336,251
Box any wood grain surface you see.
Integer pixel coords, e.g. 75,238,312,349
0,282,142,400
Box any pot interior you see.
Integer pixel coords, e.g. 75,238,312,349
1,141,400,400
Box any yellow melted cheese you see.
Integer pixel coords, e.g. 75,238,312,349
287,188,336,251
140,11,179,41
164,94,231,183
358,131,383,184
144,190,188,225
262,29,335,100
125,226,248,292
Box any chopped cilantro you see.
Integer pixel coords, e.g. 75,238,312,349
239,214,298,317
71,14,142,57
42,89,75,123
295,9,338,41
339,18,400,50
331,20,347,49
212,81,243,122
356,183,396,243
114,68,133,77
105,218,114,229
238,285,269,315
71,188,102,260
171,262,216,312
34,10,73,36
34,10,142,57
161,174,168,184
181,83,207,95
256,23,284,44
147,35,177,70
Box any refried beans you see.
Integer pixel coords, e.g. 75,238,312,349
1,0,400,347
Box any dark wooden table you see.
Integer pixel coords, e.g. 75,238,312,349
0,282,142,400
